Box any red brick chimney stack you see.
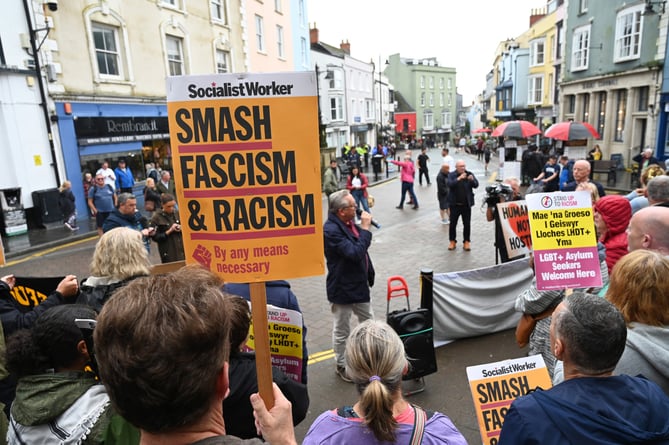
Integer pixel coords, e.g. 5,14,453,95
310,24,319,44
529,7,547,27
340,40,350,55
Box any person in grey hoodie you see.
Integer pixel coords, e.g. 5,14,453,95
606,249,669,395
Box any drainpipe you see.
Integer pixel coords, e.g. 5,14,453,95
22,0,61,185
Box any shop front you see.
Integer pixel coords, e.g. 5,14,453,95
56,102,170,218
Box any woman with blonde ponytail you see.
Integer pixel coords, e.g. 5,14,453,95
303,319,466,444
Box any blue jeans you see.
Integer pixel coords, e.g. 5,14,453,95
351,189,370,212
399,181,418,207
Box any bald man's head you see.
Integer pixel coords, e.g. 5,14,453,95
628,206,669,255
572,160,591,183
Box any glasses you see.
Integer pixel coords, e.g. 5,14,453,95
96,178,104,181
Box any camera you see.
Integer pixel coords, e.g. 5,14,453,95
485,183,514,206
45,0,58,11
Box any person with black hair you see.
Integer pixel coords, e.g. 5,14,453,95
6,305,139,444
223,296,309,439
150,194,185,263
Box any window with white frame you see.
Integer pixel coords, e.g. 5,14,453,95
420,92,425,107
160,0,184,10
328,70,343,89
420,76,425,88
439,78,444,89
448,93,452,107
166,35,184,76
216,49,229,73
366,100,373,119
274,0,282,12
351,99,356,118
211,0,227,24
530,38,545,66
276,25,284,58
298,0,305,25
614,5,643,62
424,111,433,129
439,92,444,107
429,76,434,89
528,75,543,105
579,0,588,13
447,78,452,89
442,111,451,127
92,23,121,77
571,25,590,71
330,97,343,120
429,92,434,106
255,15,265,52
300,37,307,66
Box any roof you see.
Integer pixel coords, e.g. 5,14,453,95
393,91,415,113
311,41,346,58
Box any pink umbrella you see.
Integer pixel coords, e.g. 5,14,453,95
472,127,492,134
491,120,542,138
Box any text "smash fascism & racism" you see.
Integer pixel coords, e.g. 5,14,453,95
174,104,315,232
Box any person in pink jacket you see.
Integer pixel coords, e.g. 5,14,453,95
390,155,418,209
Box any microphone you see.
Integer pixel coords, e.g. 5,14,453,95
356,208,381,229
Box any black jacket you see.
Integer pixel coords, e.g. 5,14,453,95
0,281,67,339
76,276,143,313
224,352,309,439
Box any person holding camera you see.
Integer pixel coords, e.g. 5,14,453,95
486,177,523,263
150,194,184,264
447,160,479,251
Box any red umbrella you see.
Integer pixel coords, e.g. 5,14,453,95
491,120,542,138
544,121,600,140
472,127,492,134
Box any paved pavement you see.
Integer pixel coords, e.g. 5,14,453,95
0,150,557,443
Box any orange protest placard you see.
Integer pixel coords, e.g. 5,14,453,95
467,355,552,445
166,72,324,282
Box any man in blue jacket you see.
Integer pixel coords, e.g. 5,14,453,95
114,159,135,193
499,292,669,444
323,190,375,383
103,193,155,251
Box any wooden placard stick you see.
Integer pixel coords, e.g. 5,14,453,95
249,282,274,409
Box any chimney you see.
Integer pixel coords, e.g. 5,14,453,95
340,40,350,55
529,7,547,27
310,24,319,44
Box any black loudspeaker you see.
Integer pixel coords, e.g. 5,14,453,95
387,308,437,380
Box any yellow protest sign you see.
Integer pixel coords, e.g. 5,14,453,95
526,191,602,290
467,355,552,445
167,72,324,282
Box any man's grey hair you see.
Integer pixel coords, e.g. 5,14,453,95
117,192,136,206
552,292,626,375
328,189,351,213
644,148,654,156
504,177,520,188
646,175,669,204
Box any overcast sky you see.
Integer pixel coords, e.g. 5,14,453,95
307,0,546,105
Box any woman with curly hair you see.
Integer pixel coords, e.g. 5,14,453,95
76,227,151,312
303,320,466,444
